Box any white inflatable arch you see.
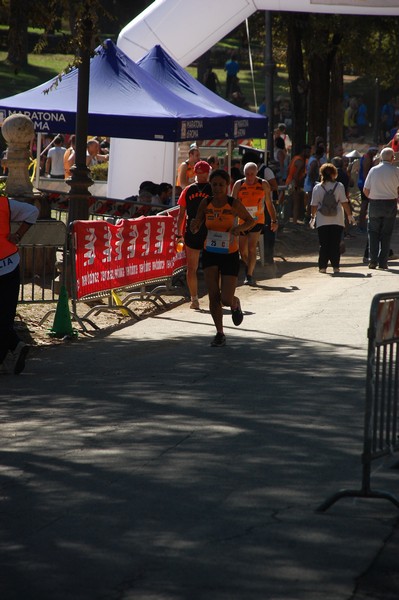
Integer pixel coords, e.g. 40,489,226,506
108,0,399,199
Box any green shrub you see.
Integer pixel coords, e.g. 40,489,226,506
90,162,108,181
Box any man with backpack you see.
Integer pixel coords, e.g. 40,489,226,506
310,163,355,274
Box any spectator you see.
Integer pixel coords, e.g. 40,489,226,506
285,145,311,224
304,144,325,220
86,139,109,167
363,147,399,270
357,146,379,232
258,97,267,116
356,95,368,138
224,52,240,99
45,135,66,179
203,66,221,95
207,155,220,170
63,134,76,179
0,197,39,374
158,182,173,207
310,163,354,274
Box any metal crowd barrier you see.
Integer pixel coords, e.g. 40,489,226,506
318,292,399,511
17,220,67,304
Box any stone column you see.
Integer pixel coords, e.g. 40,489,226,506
2,113,36,198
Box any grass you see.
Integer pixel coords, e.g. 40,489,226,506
0,51,74,96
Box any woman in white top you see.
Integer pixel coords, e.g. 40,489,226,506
310,163,354,274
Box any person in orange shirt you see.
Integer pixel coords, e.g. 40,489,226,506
190,169,254,347
63,134,76,179
285,145,311,223
232,162,278,285
177,144,201,188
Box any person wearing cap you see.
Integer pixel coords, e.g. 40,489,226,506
176,160,212,310
363,147,399,270
176,144,200,189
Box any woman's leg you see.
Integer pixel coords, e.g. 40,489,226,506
203,266,223,333
220,274,239,309
185,246,201,302
246,231,261,277
328,225,344,268
239,235,248,271
317,226,329,270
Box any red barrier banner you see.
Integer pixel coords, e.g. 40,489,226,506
166,205,187,271
73,215,177,299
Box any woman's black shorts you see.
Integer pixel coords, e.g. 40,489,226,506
201,249,240,276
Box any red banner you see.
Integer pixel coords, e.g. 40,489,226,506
73,215,178,299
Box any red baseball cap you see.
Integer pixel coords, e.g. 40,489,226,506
194,161,211,174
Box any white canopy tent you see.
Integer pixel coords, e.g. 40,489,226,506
108,0,399,199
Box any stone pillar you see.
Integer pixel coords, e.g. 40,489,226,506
2,113,36,198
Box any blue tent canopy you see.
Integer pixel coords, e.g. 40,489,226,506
136,44,268,140
0,39,234,142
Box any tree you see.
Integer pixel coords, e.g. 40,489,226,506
7,0,29,68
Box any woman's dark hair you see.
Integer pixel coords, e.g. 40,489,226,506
209,168,230,184
320,163,338,182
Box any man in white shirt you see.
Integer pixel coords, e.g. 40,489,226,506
363,147,399,269
45,135,66,178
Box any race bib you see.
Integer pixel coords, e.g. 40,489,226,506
205,230,230,254
246,206,258,219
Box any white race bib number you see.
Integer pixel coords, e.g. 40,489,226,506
205,230,230,254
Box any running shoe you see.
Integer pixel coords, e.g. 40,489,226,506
211,332,226,347
244,275,256,286
231,299,244,326
13,342,29,375
190,299,200,310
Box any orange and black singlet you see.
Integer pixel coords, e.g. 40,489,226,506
236,177,265,225
204,197,238,254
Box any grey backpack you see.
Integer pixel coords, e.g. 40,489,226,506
319,183,339,216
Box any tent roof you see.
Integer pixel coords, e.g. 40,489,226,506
136,44,267,139
0,39,234,142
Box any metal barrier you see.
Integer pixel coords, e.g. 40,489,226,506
318,292,399,511
16,220,67,304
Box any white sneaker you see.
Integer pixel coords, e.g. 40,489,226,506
13,342,29,375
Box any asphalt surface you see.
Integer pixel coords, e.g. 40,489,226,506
2,222,399,600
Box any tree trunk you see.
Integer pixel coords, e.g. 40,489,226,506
307,51,330,148
7,0,29,68
197,50,211,84
286,15,308,153
328,47,344,158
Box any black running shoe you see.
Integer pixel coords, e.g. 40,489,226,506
14,343,29,375
211,333,226,347
231,300,244,326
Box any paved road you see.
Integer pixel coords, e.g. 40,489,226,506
1,223,399,600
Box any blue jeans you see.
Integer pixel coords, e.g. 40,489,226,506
367,200,397,266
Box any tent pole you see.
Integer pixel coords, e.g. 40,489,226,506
35,133,42,189
172,142,178,205
227,140,232,182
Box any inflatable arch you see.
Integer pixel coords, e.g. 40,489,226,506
108,0,399,199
